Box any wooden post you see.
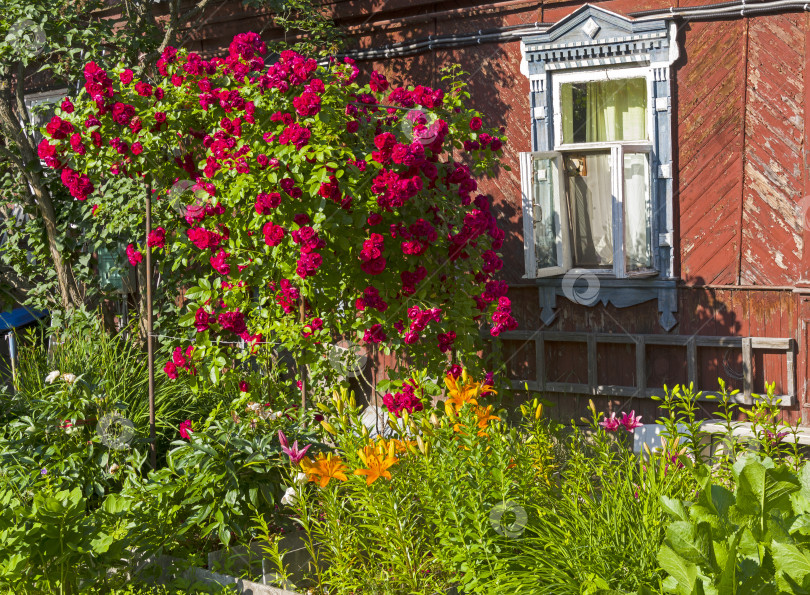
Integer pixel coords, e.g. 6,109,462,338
145,183,156,469
299,298,307,412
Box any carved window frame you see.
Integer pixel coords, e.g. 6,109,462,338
518,6,679,330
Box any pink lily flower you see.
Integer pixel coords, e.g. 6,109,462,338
620,410,643,433
599,412,620,432
179,419,193,439
278,430,311,464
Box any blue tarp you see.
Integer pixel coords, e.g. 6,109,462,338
0,308,48,331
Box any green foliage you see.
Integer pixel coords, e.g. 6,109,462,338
0,318,310,592
282,380,695,595
0,482,134,593
123,408,320,556
501,400,696,594
658,455,810,594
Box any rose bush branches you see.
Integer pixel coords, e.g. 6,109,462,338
38,33,515,391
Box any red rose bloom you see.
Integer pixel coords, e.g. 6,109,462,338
126,244,143,266
163,361,179,379
194,308,210,332
147,227,166,248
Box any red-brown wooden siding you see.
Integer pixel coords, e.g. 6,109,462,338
334,1,809,424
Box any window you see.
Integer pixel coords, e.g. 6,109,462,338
521,68,657,279
23,89,67,143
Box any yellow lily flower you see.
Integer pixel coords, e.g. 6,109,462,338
300,452,348,488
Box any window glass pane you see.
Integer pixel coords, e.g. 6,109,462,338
565,152,612,268
624,152,652,271
561,78,647,143
532,156,560,269
25,95,61,143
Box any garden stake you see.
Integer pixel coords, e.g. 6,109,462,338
145,182,156,469
299,298,307,412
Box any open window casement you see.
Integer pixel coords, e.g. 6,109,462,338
23,89,67,144
520,151,571,278
521,144,655,280
619,144,656,278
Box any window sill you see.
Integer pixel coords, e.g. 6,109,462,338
518,272,666,286
512,276,678,330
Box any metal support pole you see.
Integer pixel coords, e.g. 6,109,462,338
6,333,17,390
145,184,156,469
299,299,307,412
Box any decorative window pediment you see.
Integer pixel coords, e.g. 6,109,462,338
519,6,679,330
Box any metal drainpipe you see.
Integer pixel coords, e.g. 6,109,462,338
335,0,810,63
341,0,542,34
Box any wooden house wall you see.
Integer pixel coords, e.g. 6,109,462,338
30,1,806,422
329,1,810,424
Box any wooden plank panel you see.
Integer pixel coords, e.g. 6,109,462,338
678,20,747,285
741,13,805,286
762,293,786,395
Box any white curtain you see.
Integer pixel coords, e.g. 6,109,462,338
567,152,612,268
624,152,651,271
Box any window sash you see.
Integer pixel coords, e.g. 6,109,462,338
520,151,571,278
612,144,654,278
23,89,67,144
552,66,654,152
520,145,655,280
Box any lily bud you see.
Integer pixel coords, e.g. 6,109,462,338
402,409,409,426
349,392,356,409
444,401,456,421
316,402,330,413
416,435,426,455
321,421,336,435
430,412,439,428
409,420,418,435
534,403,543,420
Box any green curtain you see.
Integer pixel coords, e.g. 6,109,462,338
562,78,647,144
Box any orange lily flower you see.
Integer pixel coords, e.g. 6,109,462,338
444,370,496,414
354,444,398,485
300,452,348,488
475,404,500,436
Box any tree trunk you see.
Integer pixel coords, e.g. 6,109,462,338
0,70,83,312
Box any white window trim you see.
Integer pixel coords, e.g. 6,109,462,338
551,66,654,151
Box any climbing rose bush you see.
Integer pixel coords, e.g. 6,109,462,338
40,32,516,386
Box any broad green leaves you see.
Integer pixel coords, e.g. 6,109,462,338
659,457,810,594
